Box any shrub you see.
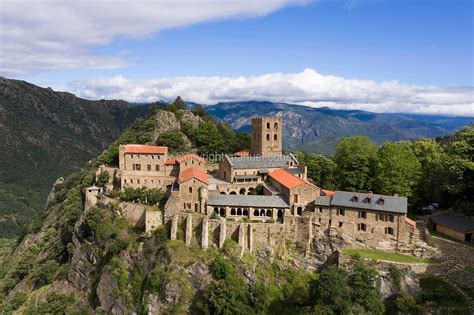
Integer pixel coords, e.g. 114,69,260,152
9,291,28,310
24,292,75,314
395,291,417,313
31,260,59,288
97,172,110,187
210,256,235,280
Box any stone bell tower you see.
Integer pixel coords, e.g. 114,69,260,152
250,115,283,156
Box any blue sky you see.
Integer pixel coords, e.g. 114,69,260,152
1,0,473,115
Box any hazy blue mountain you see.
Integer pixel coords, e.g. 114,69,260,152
205,101,473,155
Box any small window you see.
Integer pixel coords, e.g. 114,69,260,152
337,209,345,216
319,207,323,212
147,164,151,171
137,179,140,184
358,211,367,219
156,165,160,171
338,222,343,227
357,223,367,231
267,122,270,129
385,227,394,235
274,122,278,129
133,163,141,171
388,214,394,222
130,179,133,184
274,134,277,141
318,218,321,223
189,187,193,193
294,195,299,203
266,134,270,141
192,159,194,164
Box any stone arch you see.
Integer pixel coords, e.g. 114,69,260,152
237,208,242,216
214,207,219,214
230,191,237,195
274,122,278,129
219,208,225,216
254,209,259,217
266,122,270,129
220,191,226,194
266,133,270,141
274,134,277,141
231,208,236,215
266,209,272,217
239,188,246,195
243,209,248,216
260,209,265,216
247,187,255,195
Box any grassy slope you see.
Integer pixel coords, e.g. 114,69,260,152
341,248,435,264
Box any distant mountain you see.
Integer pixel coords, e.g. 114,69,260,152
0,77,155,237
206,101,473,155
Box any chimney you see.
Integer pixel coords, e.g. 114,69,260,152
368,191,373,198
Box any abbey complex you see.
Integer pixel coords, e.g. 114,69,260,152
86,115,418,255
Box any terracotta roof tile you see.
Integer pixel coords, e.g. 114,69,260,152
165,159,177,165
321,189,335,197
175,153,206,165
179,167,208,185
268,168,306,189
124,144,167,154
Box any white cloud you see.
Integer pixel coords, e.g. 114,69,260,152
0,0,306,75
68,68,474,116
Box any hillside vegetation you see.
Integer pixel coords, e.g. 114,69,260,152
0,77,155,237
0,106,472,313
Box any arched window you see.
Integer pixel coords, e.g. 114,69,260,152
189,187,193,193
230,191,237,195
260,209,265,216
274,134,277,141
239,188,246,195
214,207,219,214
220,208,225,216
297,206,303,216
243,209,248,216
231,208,236,215
274,122,278,129
266,134,270,141
266,122,270,129
220,191,226,194
277,209,283,219
254,209,259,216
266,209,272,217
237,208,242,216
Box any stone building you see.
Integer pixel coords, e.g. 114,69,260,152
118,144,174,190
250,115,283,156
90,114,416,253
266,168,321,216
313,191,412,247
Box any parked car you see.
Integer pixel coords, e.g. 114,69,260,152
422,206,435,215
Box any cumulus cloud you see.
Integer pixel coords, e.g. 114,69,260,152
0,0,306,75
68,68,474,116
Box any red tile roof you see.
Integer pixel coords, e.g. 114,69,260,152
175,153,206,165
321,189,335,197
179,166,208,185
268,168,306,189
124,144,168,154
165,159,177,165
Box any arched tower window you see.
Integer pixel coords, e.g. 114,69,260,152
266,122,270,129
274,122,278,129
266,134,270,141
274,134,277,141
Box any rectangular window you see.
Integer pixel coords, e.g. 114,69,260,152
357,223,367,231
385,227,394,235
337,209,345,216
319,207,323,212
133,164,141,171
294,195,299,203
156,165,160,171
358,211,367,219
388,214,394,222
147,164,151,171
338,222,343,227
